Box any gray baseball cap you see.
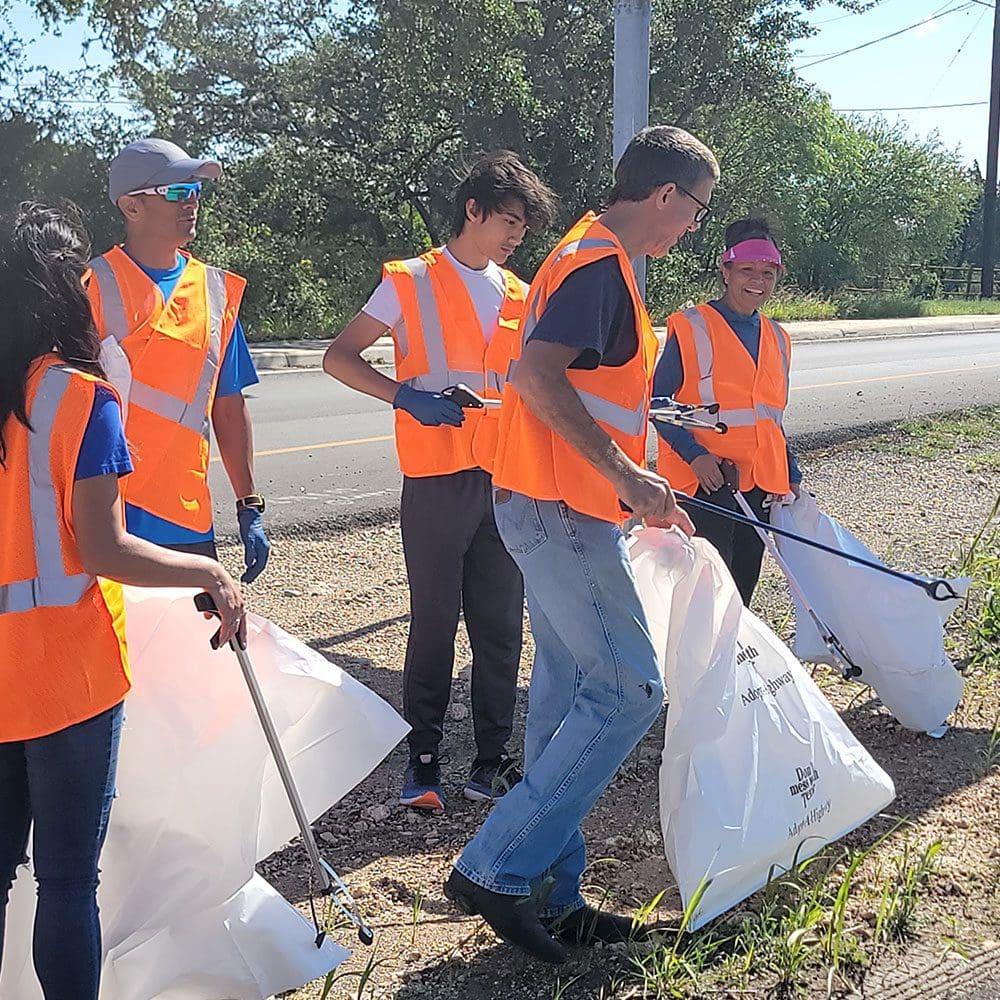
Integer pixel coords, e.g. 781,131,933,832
108,138,222,204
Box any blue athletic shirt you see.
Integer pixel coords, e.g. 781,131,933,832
120,250,260,544
75,385,134,481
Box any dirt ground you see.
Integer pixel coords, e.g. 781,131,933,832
220,415,1000,1000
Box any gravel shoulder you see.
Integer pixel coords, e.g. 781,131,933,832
217,411,1000,1000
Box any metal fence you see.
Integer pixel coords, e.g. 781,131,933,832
846,264,1000,300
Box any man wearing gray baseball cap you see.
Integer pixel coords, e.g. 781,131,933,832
86,137,271,581
106,137,223,203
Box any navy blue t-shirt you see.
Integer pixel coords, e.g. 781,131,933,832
527,257,637,368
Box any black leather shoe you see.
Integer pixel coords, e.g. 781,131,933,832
544,904,650,946
444,870,568,965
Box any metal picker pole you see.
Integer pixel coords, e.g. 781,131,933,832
613,0,651,295
193,593,374,945
729,490,862,680
229,640,332,890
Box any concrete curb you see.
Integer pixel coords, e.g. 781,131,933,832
249,314,999,371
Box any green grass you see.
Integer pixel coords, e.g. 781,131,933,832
765,291,839,322
874,406,1000,460
955,492,1000,675
618,835,942,999
657,288,1000,325
969,452,1000,474
772,293,1000,323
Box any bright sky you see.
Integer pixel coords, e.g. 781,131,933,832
5,0,996,169
795,0,993,170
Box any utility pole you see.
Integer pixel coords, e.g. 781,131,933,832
981,0,1000,298
613,0,651,294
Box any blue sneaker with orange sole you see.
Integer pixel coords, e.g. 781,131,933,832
400,753,445,811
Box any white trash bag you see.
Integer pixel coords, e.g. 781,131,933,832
630,527,895,932
771,492,968,733
1,587,409,1000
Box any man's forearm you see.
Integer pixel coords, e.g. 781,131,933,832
323,343,401,405
212,393,256,498
514,365,633,486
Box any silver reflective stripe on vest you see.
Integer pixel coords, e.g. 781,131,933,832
406,371,487,394
90,256,130,342
398,257,449,378
756,403,784,427
715,407,756,427
683,307,716,406
0,366,95,616
91,258,226,440
552,237,619,261
577,389,647,436
772,321,790,381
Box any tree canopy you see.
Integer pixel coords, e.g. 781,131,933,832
0,0,982,335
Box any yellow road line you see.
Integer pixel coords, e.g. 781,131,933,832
793,361,1000,392
210,434,393,464
222,361,1000,463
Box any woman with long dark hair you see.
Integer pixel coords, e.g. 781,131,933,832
654,216,803,605
0,202,244,1000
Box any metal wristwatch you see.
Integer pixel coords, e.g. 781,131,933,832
236,494,266,513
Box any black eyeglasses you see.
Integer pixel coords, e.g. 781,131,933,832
676,184,712,224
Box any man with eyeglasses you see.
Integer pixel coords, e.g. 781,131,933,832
445,126,720,963
86,138,270,579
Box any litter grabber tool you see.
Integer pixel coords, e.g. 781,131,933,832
644,399,961,603
671,485,960,602
649,399,727,434
718,461,862,680
193,592,375,947
442,383,502,409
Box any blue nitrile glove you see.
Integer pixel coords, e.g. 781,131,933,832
393,383,465,427
238,506,271,584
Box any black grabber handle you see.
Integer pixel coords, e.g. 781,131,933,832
194,591,246,650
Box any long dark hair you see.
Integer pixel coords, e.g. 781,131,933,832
0,201,103,466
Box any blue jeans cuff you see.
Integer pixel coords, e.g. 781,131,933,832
453,859,531,898
539,895,587,920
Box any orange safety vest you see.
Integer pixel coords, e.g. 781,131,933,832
0,356,131,741
656,304,791,496
87,246,246,533
384,247,527,477
491,212,660,524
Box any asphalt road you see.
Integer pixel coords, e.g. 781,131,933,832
209,331,1000,531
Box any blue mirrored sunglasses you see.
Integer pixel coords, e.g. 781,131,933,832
126,181,203,202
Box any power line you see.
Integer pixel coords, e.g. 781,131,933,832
813,0,900,27
798,2,975,69
928,5,990,97
834,100,988,110
801,0,958,58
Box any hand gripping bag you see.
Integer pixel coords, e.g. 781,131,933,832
771,492,967,733
1,588,409,1000
630,527,895,931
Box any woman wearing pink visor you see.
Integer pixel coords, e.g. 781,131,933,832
653,217,803,605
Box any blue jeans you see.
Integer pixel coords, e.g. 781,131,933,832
0,702,124,1000
455,493,663,916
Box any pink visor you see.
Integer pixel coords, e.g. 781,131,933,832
721,238,784,270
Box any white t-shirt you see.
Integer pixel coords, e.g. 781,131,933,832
362,247,508,344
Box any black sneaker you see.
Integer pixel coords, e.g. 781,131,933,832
400,753,445,811
463,753,523,802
